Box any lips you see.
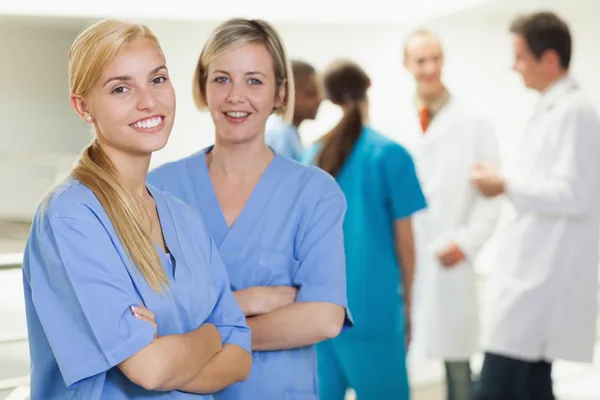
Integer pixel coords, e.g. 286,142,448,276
225,111,250,118
223,111,251,124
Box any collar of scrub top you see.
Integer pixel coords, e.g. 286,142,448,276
536,74,578,114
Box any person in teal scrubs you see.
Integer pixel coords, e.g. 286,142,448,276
302,60,427,399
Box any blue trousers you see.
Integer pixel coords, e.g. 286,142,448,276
317,335,410,400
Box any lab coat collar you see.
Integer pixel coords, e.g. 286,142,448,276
537,75,578,114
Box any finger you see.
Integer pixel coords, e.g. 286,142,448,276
131,306,156,321
133,313,157,328
137,307,156,320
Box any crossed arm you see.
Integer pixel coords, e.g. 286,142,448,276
119,306,251,394
235,287,346,351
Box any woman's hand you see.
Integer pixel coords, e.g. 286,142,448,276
131,305,158,339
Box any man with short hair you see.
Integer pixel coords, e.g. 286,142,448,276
265,60,322,161
471,11,600,399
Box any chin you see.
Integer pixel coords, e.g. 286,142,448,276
218,126,260,145
136,136,170,155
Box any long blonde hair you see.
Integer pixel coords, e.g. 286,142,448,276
68,20,168,292
192,18,295,123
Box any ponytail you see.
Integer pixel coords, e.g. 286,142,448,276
315,101,363,177
71,140,169,293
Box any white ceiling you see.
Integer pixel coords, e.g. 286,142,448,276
451,0,594,20
0,0,583,30
0,0,496,24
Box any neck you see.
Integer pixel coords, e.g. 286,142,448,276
417,85,446,105
359,100,370,124
539,70,568,93
209,136,273,179
102,144,151,198
343,100,370,124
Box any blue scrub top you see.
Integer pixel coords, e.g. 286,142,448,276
148,147,352,400
265,115,303,161
302,127,426,339
23,179,251,399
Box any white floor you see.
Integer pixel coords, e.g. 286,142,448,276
2,224,600,399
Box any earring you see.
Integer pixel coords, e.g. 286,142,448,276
85,115,93,122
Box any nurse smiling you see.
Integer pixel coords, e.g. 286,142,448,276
148,18,351,400
22,19,251,400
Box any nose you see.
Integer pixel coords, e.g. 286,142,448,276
136,86,156,111
422,60,438,76
226,81,246,104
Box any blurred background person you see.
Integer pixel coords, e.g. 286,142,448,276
265,60,322,160
303,59,426,400
471,11,600,399
398,29,501,400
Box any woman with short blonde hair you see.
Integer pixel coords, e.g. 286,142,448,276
149,18,351,399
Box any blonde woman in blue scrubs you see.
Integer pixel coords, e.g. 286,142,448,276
303,60,427,399
149,18,352,400
23,19,251,399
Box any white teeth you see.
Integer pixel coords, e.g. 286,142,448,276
226,112,249,118
132,116,162,129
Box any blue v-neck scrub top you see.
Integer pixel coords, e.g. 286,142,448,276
148,146,352,400
23,179,251,400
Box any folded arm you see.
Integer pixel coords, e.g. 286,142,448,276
118,323,222,391
248,302,345,351
178,236,252,394
245,180,351,351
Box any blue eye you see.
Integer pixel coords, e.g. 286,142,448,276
248,78,262,85
215,76,229,83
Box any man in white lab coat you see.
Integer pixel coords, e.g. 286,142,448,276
471,11,600,399
398,30,500,400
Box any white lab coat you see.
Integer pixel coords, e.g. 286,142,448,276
389,97,501,360
480,76,600,362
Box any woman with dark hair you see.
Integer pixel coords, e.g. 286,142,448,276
302,59,426,399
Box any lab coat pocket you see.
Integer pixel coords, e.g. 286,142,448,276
257,250,299,286
283,390,317,400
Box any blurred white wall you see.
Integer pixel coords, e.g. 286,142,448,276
1,0,599,220
0,21,86,220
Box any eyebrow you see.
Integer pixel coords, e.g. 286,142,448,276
212,69,267,77
103,65,167,87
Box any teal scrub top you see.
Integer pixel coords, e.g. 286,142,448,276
302,127,426,339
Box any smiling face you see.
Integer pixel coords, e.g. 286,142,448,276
511,34,549,91
404,32,444,98
205,42,286,145
71,37,176,157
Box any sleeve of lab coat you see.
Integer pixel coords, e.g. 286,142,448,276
452,118,502,260
506,103,600,217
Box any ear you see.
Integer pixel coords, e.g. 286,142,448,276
70,95,94,123
541,49,561,68
275,78,287,109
